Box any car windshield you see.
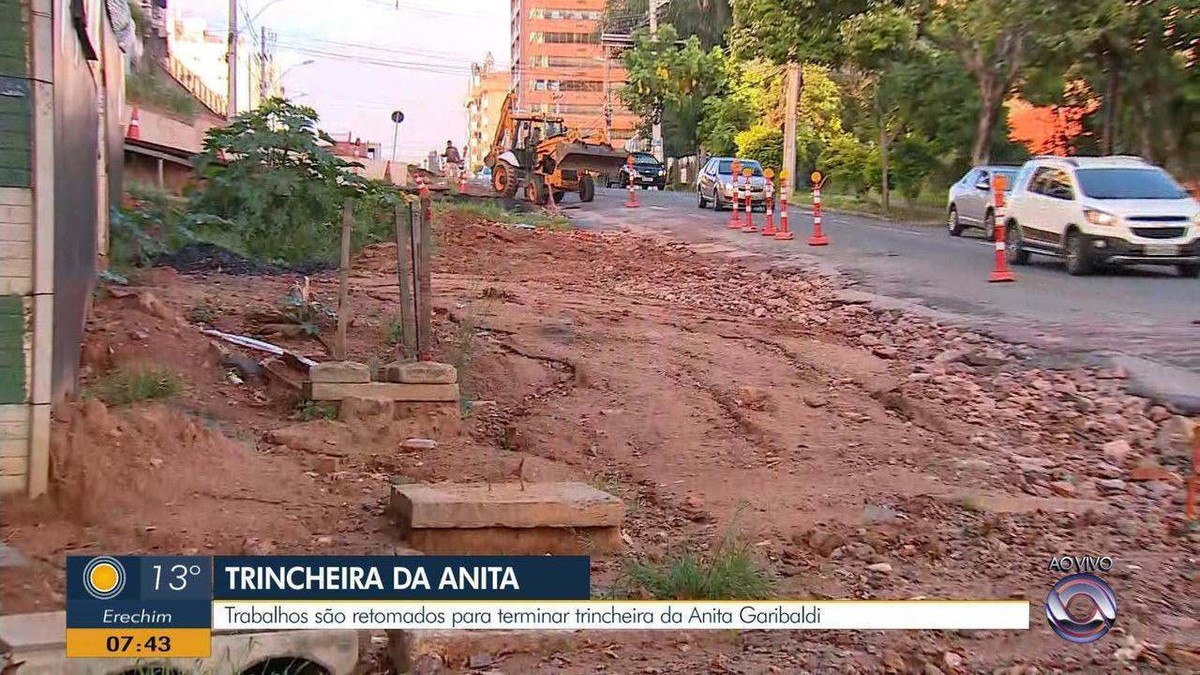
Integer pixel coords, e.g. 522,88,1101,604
633,153,659,166
717,160,763,176
1076,168,1189,200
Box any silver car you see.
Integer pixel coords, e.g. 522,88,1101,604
947,165,1019,238
697,157,768,211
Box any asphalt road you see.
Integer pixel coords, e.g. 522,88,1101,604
564,187,1200,410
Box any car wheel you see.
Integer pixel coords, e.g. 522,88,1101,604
1064,229,1093,275
1178,263,1200,279
983,210,997,241
697,190,708,209
657,184,665,191
947,206,964,236
712,188,725,211
1005,221,1030,265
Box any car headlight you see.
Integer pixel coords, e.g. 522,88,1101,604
725,182,734,191
1084,209,1117,226
658,169,665,176
1192,212,1200,225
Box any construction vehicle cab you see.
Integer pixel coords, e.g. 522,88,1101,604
485,92,627,205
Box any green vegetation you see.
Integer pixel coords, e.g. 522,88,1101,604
90,367,183,406
613,519,775,600
607,0,1199,209
190,98,401,265
125,69,200,122
295,400,338,421
433,200,571,230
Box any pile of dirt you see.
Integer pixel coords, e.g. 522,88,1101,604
154,242,333,276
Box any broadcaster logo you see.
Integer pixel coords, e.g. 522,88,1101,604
1045,572,1117,644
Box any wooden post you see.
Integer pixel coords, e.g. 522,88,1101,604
394,201,417,358
416,194,433,359
336,200,353,360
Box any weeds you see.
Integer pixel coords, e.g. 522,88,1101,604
613,523,775,600
295,400,338,421
186,297,222,325
434,200,571,230
90,367,183,406
126,68,200,121
958,495,982,512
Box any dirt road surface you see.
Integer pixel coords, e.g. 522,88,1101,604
1,203,1197,673
569,188,1200,414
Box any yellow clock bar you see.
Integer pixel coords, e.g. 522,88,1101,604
66,628,211,658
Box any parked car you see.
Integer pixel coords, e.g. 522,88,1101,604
608,152,666,189
476,166,492,181
1004,155,1200,277
947,165,1020,239
696,157,767,211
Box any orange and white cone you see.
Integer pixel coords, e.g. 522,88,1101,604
774,173,793,241
127,106,141,140
988,176,1015,283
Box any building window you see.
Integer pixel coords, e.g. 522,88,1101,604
529,8,602,21
531,31,599,44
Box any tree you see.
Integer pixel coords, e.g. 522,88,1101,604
840,4,918,210
918,0,1058,165
619,25,727,153
191,98,386,264
604,0,733,48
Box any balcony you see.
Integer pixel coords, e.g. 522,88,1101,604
166,54,227,116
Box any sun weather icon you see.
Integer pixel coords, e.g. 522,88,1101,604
82,556,126,601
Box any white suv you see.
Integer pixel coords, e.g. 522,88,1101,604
1004,156,1200,277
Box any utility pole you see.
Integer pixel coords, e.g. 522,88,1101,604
782,62,801,187
227,0,238,118
259,26,269,103
649,0,666,160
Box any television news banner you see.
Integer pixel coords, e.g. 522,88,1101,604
68,554,1123,658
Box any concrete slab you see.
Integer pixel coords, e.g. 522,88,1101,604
384,361,458,384
390,481,624,529
406,525,622,555
308,382,460,402
310,360,371,383
388,629,578,673
0,542,28,567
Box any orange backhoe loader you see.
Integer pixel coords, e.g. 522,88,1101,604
483,92,628,205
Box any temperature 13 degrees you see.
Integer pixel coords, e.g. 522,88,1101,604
152,563,203,592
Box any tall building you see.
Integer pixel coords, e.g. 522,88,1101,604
510,0,638,144
466,54,511,172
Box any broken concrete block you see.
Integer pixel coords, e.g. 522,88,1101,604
311,360,371,383
406,526,622,556
391,481,623,530
402,438,438,451
339,396,395,423
309,382,460,403
384,361,458,384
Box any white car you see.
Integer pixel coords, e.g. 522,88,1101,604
1003,156,1200,277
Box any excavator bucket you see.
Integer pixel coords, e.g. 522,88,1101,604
550,139,628,175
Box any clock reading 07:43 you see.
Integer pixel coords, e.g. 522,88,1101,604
106,634,172,654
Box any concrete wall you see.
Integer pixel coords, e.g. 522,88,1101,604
0,0,126,496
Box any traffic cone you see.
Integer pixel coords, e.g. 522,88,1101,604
774,175,793,240
624,157,640,208
807,180,829,246
741,189,756,233
458,169,467,194
728,176,743,229
988,220,1016,282
761,178,777,236
127,106,141,140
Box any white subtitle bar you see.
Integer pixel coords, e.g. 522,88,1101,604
214,601,1029,631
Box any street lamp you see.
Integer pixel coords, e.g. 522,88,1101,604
263,58,314,96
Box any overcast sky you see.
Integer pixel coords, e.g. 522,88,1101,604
181,0,510,161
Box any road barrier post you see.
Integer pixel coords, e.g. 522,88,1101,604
728,160,743,229
774,170,793,240
988,175,1016,283
808,171,830,246
761,169,777,237
741,167,757,233
624,156,640,208
458,168,467,194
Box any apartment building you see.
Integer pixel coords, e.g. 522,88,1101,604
510,0,638,144
466,55,511,172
